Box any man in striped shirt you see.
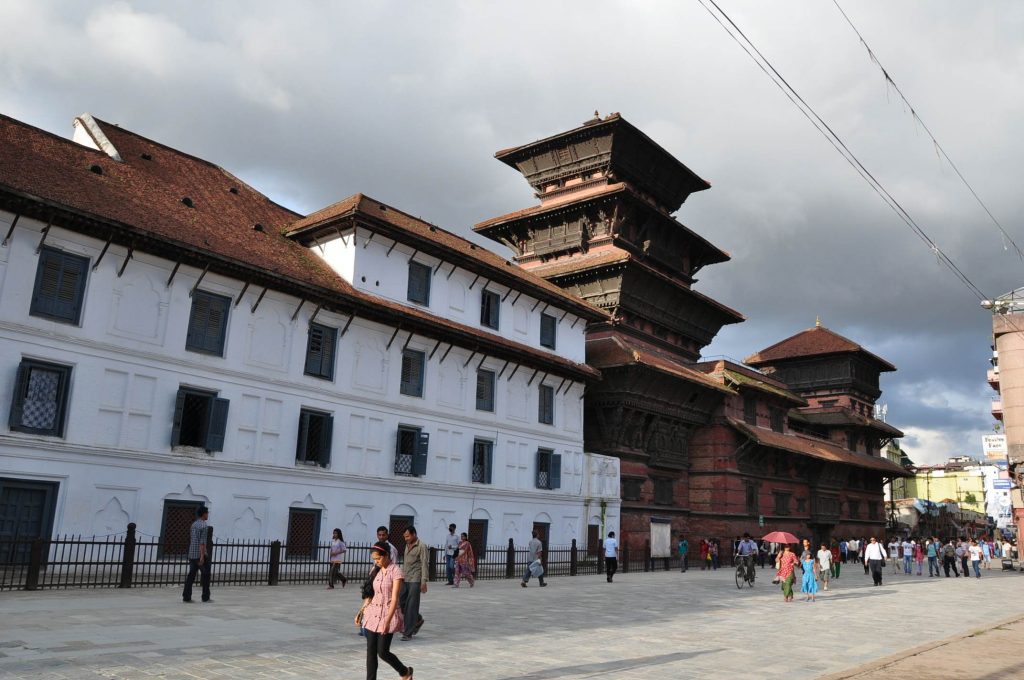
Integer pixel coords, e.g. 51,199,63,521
182,506,211,603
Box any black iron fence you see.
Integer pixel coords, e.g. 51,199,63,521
1,524,686,592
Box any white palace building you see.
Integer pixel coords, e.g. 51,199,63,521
0,112,620,556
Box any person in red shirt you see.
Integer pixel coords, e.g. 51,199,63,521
775,544,800,602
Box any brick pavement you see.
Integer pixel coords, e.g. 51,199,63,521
2,563,1022,679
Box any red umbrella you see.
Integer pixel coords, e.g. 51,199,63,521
761,531,800,544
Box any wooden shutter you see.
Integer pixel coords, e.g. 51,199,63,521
296,410,311,462
480,290,499,328
319,413,334,467
484,443,493,484
540,313,556,349
407,261,431,305
187,292,229,355
303,323,336,379
31,248,88,323
205,397,229,452
401,350,424,397
539,385,554,424
550,454,562,489
170,388,187,446
8,362,31,429
412,430,429,476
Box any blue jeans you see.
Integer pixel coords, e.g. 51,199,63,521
904,556,912,573
928,556,938,575
972,560,981,578
446,555,455,584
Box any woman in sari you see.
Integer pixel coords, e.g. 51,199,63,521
776,544,799,602
454,532,476,588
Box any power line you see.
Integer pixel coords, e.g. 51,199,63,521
832,0,1024,264
696,0,987,301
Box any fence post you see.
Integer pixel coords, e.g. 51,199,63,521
621,544,629,573
644,539,651,572
119,522,137,588
25,538,45,591
428,546,438,582
269,540,281,586
570,539,578,576
505,538,515,579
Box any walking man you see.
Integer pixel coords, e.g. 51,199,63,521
521,530,546,588
444,523,459,586
864,536,886,586
604,531,619,582
943,540,958,577
678,535,689,572
182,506,211,603
926,538,939,577
376,526,399,563
399,526,429,641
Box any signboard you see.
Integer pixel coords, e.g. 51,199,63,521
649,519,671,558
993,479,1012,489
983,434,1008,461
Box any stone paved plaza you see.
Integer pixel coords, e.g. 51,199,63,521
2,564,1023,679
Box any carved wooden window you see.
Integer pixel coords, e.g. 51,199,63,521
286,508,321,560
622,478,642,501
540,312,557,349
868,501,879,520
847,432,859,452
773,491,791,516
304,322,337,380
472,439,493,484
9,359,72,438
468,519,488,561
795,497,807,513
745,483,759,515
31,246,89,324
653,478,673,505
819,399,838,408
400,349,425,397
769,407,785,433
743,394,757,426
774,455,788,478
848,500,861,519
407,260,432,305
475,369,495,412
159,500,204,558
171,387,229,453
296,409,333,468
186,290,231,356
480,290,500,329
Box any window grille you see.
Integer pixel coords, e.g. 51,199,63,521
472,439,493,484
475,369,495,412
538,384,554,425
394,426,428,476
159,501,204,557
286,508,321,560
9,360,72,437
535,449,561,489
400,349,425,397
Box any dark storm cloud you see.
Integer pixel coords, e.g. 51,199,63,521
2,0,1021,464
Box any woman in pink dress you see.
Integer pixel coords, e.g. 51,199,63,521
355,541,413,680
454,532,476,588
776,544,800,602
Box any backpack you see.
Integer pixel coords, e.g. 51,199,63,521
943,545,955,558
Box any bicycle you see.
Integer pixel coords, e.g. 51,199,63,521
735,554,755,589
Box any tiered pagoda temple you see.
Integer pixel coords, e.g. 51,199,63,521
477,113,909,553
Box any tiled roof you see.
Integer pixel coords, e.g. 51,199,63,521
727,418,911,476
693,360,806,405
744,326,896,371
586,335,732,394
788,408,904,437
286,193,607,322
0,113,598,381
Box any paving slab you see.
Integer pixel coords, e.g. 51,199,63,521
2,564,1022,679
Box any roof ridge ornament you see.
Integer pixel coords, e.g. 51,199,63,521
72,113,123,162
815,316,822,328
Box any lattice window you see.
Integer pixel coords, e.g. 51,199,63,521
286,508,320,560
9,360,72,437
389,515,414,560
535,449,560,489
538,384,554,425
394,426,427,476
472,439,493,484
468,519,488,561
400,350,425,397
476,370,495,412
160,501,203,557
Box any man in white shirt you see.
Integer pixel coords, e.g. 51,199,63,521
444,523,460,586
864,536,887,586
902,539,914,574
604,531,619,583
816,543,833,591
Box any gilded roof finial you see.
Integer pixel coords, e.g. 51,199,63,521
815,316,822,328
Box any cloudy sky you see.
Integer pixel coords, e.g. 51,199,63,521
2,0,1020,464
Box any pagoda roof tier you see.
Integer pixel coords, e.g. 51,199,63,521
745,325,896,372
694,360,807,405
494,113,710,212
788,408,903,437
587,335,733,395
727,418,911,477
474,182,730,273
